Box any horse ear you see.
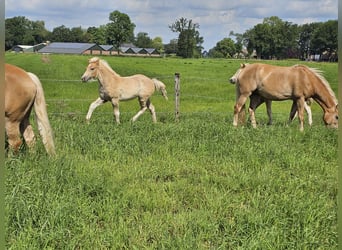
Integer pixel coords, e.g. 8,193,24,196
240,63,245,68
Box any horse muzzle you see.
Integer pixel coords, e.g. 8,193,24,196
81,75,89,82
229,78,236,84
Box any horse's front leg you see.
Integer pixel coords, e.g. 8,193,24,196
233,95,249,127
296,98,305,131
111,98,120,124
304,101,312,126
86,97,105,123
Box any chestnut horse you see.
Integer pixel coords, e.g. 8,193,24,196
81,57,168,123
5,64,55,155
229,63,338,131
230,66,313,125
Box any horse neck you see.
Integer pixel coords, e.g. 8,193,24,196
97,63,120,86
313,84,337,112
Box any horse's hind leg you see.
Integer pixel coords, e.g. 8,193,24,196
6,120,22,153
147,100,157,123
20,117,36,150
132,98,148,122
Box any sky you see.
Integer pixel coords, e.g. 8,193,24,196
5,0,338,51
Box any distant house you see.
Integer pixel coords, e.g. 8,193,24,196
12,43,47,53
38,42,104,55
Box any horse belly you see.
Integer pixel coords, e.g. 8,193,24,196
258,85,293,100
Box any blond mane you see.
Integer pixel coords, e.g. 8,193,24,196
90,57,121,77
294,65,337,105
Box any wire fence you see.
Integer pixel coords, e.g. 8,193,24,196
41,76,320,119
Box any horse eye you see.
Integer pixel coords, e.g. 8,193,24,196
336,115,338,120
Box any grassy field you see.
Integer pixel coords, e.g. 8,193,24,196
5,53,338,249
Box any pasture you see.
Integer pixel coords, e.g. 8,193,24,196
5,53,338,249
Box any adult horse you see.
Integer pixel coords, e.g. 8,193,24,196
5,64,56,155
81,57,168,123
229,63,338,131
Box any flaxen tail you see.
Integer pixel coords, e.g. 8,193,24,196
28,72,56,156
152,78,168,100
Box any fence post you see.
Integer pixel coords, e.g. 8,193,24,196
174,73,180,122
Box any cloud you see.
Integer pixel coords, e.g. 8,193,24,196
5,0,338,50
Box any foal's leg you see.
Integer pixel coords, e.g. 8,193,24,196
289,100,312,126
296,98,305,131
265,101,273,125
233,95,249,127
6,120,22,153
111,98,120,124
86,97,106,123
146,99,157,123
304,101,312,126
289,101,297,123
20,117,36,150
132,98,148,122
249,95,270,127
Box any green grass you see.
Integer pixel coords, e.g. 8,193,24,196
5,53,338,249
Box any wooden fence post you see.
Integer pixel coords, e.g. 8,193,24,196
174,73,180,122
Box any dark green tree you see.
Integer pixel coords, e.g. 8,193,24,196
134,32,152,48
151,37,164,53
48,25,73,42
169,17,203,58
297,23,319,59
243,16,299,59
106,10,135,53
311,20,337,55
5,16,49,50
209,38,236,58
86,25,107,44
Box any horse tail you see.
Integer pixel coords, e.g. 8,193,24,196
28,72,56,156
152,78,168,100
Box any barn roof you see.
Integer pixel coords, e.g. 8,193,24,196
38,42,103,54
100,45,114,51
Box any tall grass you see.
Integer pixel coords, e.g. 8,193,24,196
5,54,338,249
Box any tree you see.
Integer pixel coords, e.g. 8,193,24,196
135,32,152,48
297,23,319,60
48,25,73,42
311,20,337,56
5,16,49,50
164,39,178,54
86,25,107,44
209,38,236,58
169,17,203,58
106,10,135,53
152,37,164,53
243,16,299,59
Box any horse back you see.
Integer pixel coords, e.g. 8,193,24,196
5,64,37,120
240,63,315,99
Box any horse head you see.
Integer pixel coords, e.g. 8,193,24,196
323,104,338,128
229,63,247,84
81,57,100,82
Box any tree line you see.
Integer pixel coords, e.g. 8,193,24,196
5,11,337,60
